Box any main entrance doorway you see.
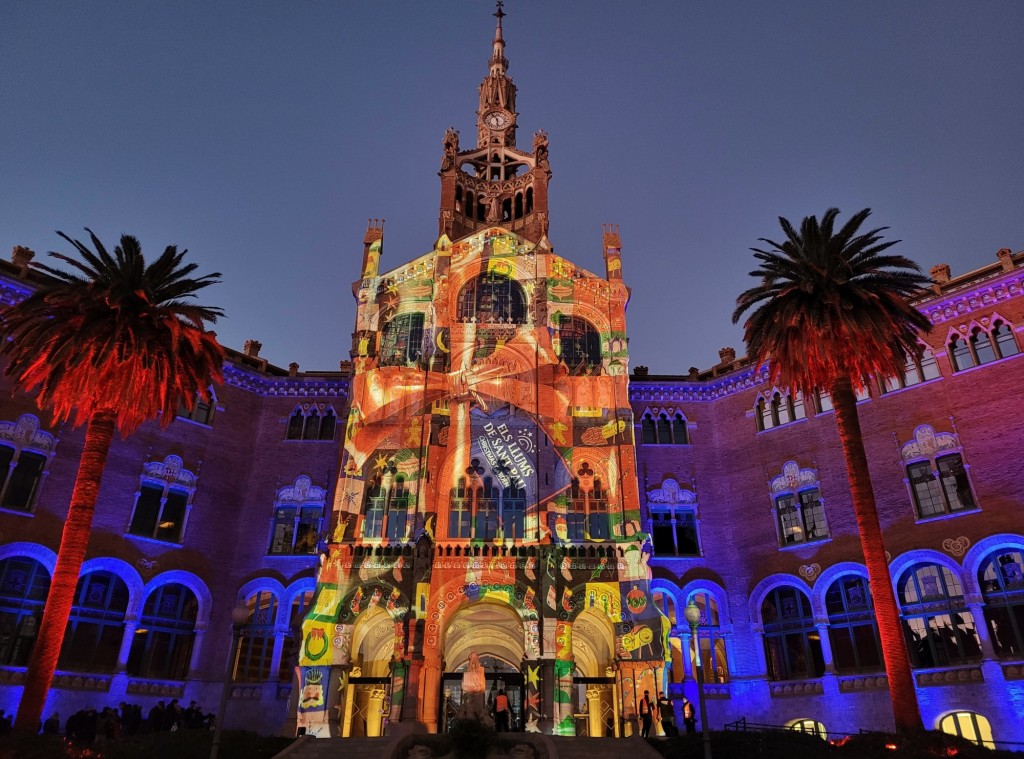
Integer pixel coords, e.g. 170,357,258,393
441,600,526,733
441,663,525,733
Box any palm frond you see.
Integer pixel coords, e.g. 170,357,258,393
0,229,225,435
733,208,932,394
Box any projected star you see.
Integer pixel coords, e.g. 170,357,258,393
374,453,390,471
527,665,540,688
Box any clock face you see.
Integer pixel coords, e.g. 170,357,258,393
484,110,510,130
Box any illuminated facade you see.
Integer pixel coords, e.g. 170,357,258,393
295,6,660,738
0,5,1023,750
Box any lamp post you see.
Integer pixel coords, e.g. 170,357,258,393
210,601,250,759
683,601,712,759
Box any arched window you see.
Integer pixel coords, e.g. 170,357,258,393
641,413,656,444
949,335,976,371
775,489,828,546
938,711,994,748
761,586,824,681
476,477,500,540
278,589,314,682
0,415,57,514
127,583,199,680
787,719,826,738
362,460,413,542
457,272,527,324
756,391,806,431
58,570,129,673
449,477,472,539
286,405,337,441
883,348,942,393
0,557,50,666
128,456,196,544
449,460,529,542
234,590,278,682
970,326,997,364
502,482,527,541
176,389,216,425
672,414,688,444
268,476,326,555
385,477,410,541
362,474,387,538
557,316,601,374
379,313,425,367
656,413,671,442
907,453,975,518
825,575,882,673
978,548,1024,658
587,478,609,540
640,410,688,444
898,563,982,668
647,479,699,556
688,590,730,683
0,447,46,513
770,463,829,546
993,320,1019,358
566,478,586,542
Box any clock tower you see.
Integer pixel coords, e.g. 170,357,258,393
438,1,551,244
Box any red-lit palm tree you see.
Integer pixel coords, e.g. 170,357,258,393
733,208,930,734
0,230,223,733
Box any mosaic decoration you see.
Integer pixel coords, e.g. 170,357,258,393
942,536,972,557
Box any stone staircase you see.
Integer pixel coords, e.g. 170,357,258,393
273,734,662,759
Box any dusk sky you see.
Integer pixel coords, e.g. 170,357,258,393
3,1,1022,375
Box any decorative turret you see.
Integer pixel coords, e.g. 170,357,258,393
602,224,623,280
438,1,550,245
361,218,384,280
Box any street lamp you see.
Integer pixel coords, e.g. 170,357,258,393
683,601,713,759
210,600,250,759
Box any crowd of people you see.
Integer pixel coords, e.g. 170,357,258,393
41,699,216,744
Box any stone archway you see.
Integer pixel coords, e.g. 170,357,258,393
343,606,396,737
440,600,526,732
443,600,525,670
570,608,618,737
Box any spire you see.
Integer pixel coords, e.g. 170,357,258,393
477,1,517,146
490,1,508,77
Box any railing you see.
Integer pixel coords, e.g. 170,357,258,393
723,717,879,740
724,718,1024,753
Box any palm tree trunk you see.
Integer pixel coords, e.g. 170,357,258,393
14,409,116,734
830,377,922,734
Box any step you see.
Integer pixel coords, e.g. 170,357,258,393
275,733,664,759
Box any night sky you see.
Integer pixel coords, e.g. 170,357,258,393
3,1,1022,375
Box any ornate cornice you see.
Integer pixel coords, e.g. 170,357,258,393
629,365,769,404
915,271,1024,326
222,364,349,399
0,278,32,307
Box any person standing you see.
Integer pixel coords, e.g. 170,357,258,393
657,692,676,736
639,690,654,738
494,689,510,732
682,697,696,734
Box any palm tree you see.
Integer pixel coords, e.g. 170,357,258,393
733,208,930,735
0,230,223,733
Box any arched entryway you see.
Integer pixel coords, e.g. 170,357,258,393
570,608,618,737
342,606,394,737
441,600,526,732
